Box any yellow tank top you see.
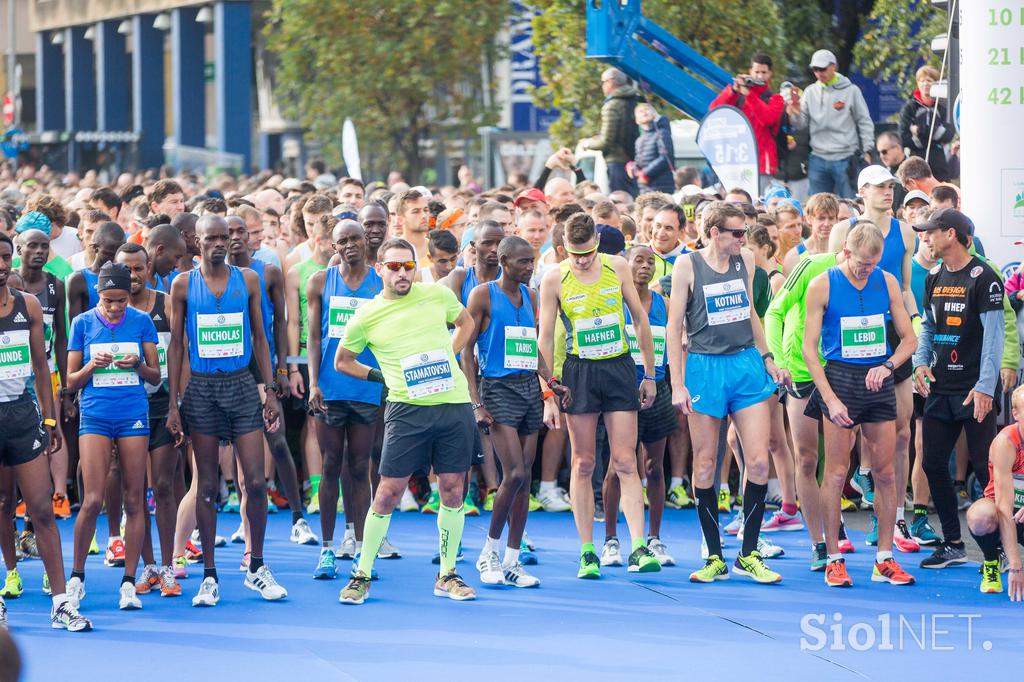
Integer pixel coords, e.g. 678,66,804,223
559,253,627,359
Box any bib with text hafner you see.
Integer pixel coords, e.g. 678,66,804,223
328,296,371,338
575,315,624,359
400,349,454,399
703,279,750,326
196,312,244,358
0,330,31,379
91,342,140,387
504,326,538,370
839,314,886,359
626,324,665,367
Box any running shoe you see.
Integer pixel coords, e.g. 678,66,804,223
920,542,967,569
733,551,782,584
910,515,941,546
18,531,39,559
265,493,278,513
350,555,379,580
599,538,623,567
399,487,420,512
104,537,125,567
51,600,92,632
872,558,915,585
825,559,853,587
340,572,371,604
192,577,219,607
627,544,662,573
66,576,85,609
268,487,289,511
421,489,441,514
838,521,854,554
306,497,320,515
52,493,71,520
666,484,693,509
528,495,542,512
765,491,784,509
135,565,161,595
810,542,828,572
1,569,23,598
230,521,246,544
578,546,601,579
593,502,605,523
42,572,50,595
717,489,730,513
434,571,476,600
894,520,921,553
336,496,344,514
14,500,25,518
761,509,805,532
88,534,99,555
0,596,5,629
431,543,464,565
648,537,675,566
980,560,1003,594
502,562,540,588
483,490,496,512
840,497,857,513
159,567,182,597
522,532,536,551
520,540,538,566
147,488,155,512
463,493,480,517
476,550,504,585
954,482,971,511
377,537,402,559
223,491,241,513
290,518,319,545
338,529,356,560
753,535,784,559
245,565,288,600
119,581,142,610
865,516,878,547
239,552,251,572
643,486,649,507
314,549,338,580
723,511,743,535
536,486,571,512
172,555,189,579
851,470,874,508
689,555,729,583
184,539,203,563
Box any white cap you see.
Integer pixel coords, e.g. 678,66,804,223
279,178,301,191
679,184,703,198
902,189,930,207
809,49,837,69
857,164,899,188
410,185,433,199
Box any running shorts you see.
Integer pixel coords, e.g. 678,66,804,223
638,379,677,443
804,360,896,427
182,368,264,441
315,399,379,428
788,380,817,400
562,353,640,415
885,320,913,384
379,402,475,478
685,347,776,419
80,413,150,439
0,394,46,467
481,373,543,434
148,389,174,450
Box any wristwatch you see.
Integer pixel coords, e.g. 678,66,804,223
883,360,896,374
266,381,280,394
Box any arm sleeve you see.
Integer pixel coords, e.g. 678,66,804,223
912,305,935,369
976,310,1005,396
532,166,553,191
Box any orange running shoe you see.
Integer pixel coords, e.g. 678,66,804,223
872,558,915,585
184,539,203,563
135,565,161,594
15,500,26,519
268,488,289,511
825,558,853,587
52,493,71,520
159,567,182,597
104,537,126,567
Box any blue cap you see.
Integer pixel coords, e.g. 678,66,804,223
460,226,475,251
775,197,803,217
596,223,625,255
14,211,52,236
762,184,791,203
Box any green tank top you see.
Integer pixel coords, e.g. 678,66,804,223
559,253,627,359
296,258,327,355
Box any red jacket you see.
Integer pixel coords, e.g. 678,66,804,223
710,83,784,176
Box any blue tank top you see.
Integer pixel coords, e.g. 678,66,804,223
460,266,501,306
820,267,891,365
795,242,807,255
81,267,99,311
477,281,536,379
852,215,904,286
148,270,177,294
248,259,276,362
319,267,383,404
624,292,668,383
186,266,252,374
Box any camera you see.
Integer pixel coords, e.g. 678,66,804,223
740,76,766,88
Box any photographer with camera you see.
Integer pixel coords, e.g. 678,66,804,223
710,53,785,193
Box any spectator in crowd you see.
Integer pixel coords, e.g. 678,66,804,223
899,66,954,181
629,103,676,194
580,67,640,196
896,156,940,196
875,131,908,210
674,166,701,191
775,81,811,202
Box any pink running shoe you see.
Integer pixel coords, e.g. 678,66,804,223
761,510,805,533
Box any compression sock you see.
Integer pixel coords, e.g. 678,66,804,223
70,570,85,582
969,528,1002,562
741,481,768,556
914,505,928,517
292,511,303,525
695,486,722,557
437,503,466,575
358,511,391,576
248,555,264,571
121,575,134,587
203,567,218,582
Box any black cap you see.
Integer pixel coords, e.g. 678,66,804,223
97,262,132,292
596,224,625,255
912,207,973,237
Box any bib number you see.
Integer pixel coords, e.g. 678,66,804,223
625,325,666,368
157,331,170,380
0,330,31,380
91,342,140,387
575,315,624,359
400,349,454,399
504,326,538,371
196,313,244,358
840,314,886,359
1013,474,1024,508
328,296,369,339
703,279,750,326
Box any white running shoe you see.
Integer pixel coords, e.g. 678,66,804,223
338,528,357,560
399,487,419,512
66,576,85,609
0,596,6,629
755,535,785,559
192,577,219,607
536,487,571,512
502,562,541,588
600,538,623,566
50,599,92,632
476,550,504,585
290,518,319,545
522,531,536,552
119,582,142,610
230,521,245,544
214,535,227,548
245,565,288,600
648,537,676,566
377,536,401,559
700,534,727,560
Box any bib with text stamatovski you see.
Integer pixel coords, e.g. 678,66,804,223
400,349,454,398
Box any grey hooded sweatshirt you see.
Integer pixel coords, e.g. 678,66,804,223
792,73,874,161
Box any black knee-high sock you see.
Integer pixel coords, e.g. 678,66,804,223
695,486,721,558
741,481,768,556
970,529,1002,562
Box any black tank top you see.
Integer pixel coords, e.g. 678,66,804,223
145,291,171,398
0,290,32,402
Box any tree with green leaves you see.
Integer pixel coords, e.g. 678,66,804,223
265,0,508,181
855,0,945,98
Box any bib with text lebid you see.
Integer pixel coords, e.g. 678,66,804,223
575,315,624,359
840,314,886,359
91,342,140,387
626,324,666,367
703,279,750,326
328,296,371,338
0,330,31,379
400,349,454,399
196,312,244,358
504,326,538,371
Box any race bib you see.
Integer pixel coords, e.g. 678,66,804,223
400,349,454,399
574,315,624,359
840,314,886,359
91,342,140,387
196,313,244,358
504,326,538,371
327,296,370,338
625,324,666,368
1013,474,1024,508
157,331,171,380
0,330,31,380
703,279,750,326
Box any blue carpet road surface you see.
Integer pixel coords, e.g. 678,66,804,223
3,510,1016,681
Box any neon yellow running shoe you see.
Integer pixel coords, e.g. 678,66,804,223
42,571,50,595
483,490,496,512
528,495,542,512
666,484,693,509
1,568,23,598
577,543,601,579
643,487,649,507
88,533,99,555
421,489,441,514
463,494,480,517
733,551,782,584
717,489,730,513
690,555,729,583
980,559,1003,594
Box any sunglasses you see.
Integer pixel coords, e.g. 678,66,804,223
725,229,747,239
566,246,598,256
381,260,416,272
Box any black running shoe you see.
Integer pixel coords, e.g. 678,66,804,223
919,542,967,569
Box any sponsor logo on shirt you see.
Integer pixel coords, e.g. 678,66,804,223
13,312,26,323
970,266,983,278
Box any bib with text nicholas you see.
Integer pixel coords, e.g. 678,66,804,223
1013,474,1024,508
840,314,886,359
625,325,666,368
0,330,31,380
196,312,244,358
400,349,454,399
504,326,538,371
703,279,750,326
91,342,140,387
328,296,370,339
574,315,624,359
